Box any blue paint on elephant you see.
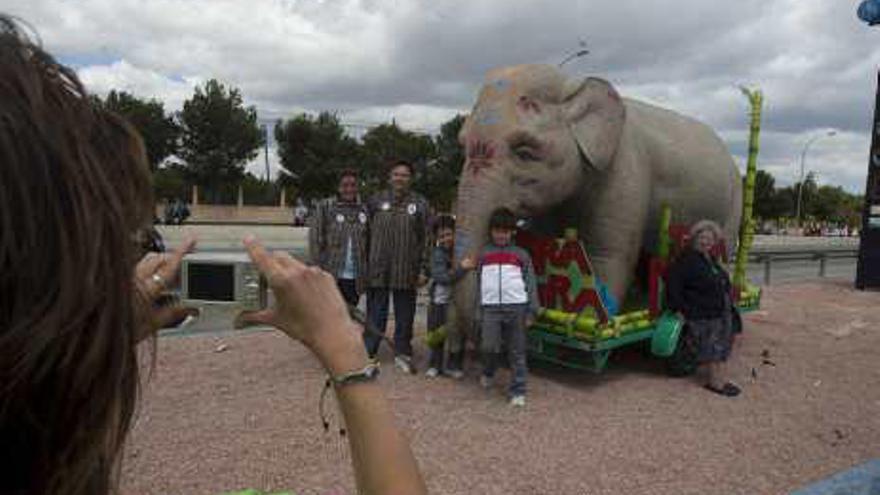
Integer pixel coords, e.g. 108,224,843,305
476,107,502,127
491,79,511,91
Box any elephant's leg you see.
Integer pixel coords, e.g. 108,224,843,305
579,161,650,306
585,223,643,307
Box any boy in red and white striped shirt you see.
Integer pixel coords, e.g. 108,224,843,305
461,208,539,407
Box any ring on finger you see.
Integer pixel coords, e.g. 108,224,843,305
151,273,165,289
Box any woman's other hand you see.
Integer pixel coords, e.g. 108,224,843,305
134,237,198,341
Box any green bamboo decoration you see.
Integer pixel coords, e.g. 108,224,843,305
657,203,672,260
734,87,763,291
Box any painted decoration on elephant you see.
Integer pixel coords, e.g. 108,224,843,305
490,78,512,92
516,230,615,321
475,106,502,127
466,138,496,177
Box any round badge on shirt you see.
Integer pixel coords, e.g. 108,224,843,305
358,212,367,224
336,213,345,223
381,202,391,211
407,203,417,215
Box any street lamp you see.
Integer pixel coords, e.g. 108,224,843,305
261,124,271,182
559,49,590,68
795,130,836,227
559,40,590,68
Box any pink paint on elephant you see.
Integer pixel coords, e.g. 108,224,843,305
466,138,497,177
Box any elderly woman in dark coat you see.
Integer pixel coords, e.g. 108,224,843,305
666,220,741,397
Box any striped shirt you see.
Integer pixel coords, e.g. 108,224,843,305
366,189,431,289
476,243,540,314
309,196,369,292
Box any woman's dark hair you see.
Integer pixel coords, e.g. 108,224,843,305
0,15,153,495
488,207,517,231
433,214,456,235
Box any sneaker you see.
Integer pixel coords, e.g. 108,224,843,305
509,395,526,407
394,355,414,374
445,369,465,380
479,375,493,389
425,367,440,378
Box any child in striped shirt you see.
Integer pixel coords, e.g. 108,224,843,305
461,208,539,407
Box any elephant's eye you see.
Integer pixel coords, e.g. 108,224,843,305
513,147,540,162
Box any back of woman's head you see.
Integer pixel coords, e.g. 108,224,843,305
0,15,153,495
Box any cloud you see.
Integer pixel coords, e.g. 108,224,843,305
5,0,878,191
77,60,197,109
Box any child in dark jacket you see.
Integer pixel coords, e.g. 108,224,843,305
426,215,468,378
461,208,539,407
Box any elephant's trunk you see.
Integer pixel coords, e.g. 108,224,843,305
452,165,512,339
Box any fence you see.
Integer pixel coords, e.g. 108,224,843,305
750,246,858,285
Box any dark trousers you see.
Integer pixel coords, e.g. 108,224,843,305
365,288,416,358
336,279,359,307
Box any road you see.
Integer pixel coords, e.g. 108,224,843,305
157,224,859,286
156,225,861,337
746,257,856,285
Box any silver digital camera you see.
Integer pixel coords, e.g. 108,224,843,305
179,252,268,310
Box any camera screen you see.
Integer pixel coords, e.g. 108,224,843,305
187,263,235,301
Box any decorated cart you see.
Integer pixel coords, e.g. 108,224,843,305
519,213,761,373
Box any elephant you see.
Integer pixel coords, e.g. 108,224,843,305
453,64,742,329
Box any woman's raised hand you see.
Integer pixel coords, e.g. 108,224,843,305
237,236,368,374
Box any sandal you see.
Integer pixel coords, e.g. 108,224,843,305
704,382,741,397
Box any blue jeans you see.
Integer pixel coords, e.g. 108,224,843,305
365,288,416,358
480,305,528,396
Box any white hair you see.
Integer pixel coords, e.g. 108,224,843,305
689,219,724,248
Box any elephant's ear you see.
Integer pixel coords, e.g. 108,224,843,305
562,77,625,172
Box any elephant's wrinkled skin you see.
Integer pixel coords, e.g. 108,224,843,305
453,64,741,334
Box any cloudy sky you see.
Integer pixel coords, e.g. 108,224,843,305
6,0,880,192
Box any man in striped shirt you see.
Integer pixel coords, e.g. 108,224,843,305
364,160,431,373
309,169,369,306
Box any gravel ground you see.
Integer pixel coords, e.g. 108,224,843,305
121,280,880,495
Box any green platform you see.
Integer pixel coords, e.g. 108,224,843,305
527,298,761,373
